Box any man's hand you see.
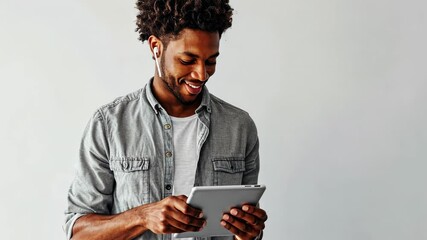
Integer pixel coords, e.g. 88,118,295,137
71,195,206,240
220,204,267,240
139,195,206,234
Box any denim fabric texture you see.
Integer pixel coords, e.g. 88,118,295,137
64,79,260,240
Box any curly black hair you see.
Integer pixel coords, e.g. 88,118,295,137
135,0,233,44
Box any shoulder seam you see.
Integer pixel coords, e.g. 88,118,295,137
210,94,249,115
99,88,143,111
95,107,111,161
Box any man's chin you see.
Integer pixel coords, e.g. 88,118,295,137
178,92,203,106
179,97,198,106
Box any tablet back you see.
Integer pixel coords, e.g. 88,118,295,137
174,185,266,238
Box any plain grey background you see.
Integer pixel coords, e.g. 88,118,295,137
0,0,426,239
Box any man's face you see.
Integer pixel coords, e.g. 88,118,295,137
158,29,220,105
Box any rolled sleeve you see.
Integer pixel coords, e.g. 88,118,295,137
63,213,86,240
64,110,114,238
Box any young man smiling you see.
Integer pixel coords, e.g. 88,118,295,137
65,1,267,240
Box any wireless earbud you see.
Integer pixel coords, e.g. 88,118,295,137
153,46,162,78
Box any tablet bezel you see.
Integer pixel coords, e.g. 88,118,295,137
174,184,266,238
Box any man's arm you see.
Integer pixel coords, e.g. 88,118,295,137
71,195,206,240
65,112,205,239
65,110,115,239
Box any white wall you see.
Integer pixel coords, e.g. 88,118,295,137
1,0,426,239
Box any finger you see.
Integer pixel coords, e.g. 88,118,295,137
166,214,205,232
167,209,206,228
229,208,264,230
153,222,184,234
169,196,204,218
160,225,183,234
241,204,268,221
221,219,244,237
222,214,258,237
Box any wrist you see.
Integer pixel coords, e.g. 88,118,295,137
122,205,149,237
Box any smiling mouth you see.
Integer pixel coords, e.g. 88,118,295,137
184,80,204,88
183,80,204,95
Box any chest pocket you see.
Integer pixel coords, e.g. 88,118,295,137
212,157,245,186
109,157,150,204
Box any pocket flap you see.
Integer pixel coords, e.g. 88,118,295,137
110,157,150,172
212,158,245,173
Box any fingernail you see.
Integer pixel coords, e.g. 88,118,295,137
242,205,249,211
220,221,226,226
223,214,229,220
198,212,204,218
231,209,238,216
203,221,207,227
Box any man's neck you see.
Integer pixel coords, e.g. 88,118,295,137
162,103,200,117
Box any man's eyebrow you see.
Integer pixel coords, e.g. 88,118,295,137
181,51,220,59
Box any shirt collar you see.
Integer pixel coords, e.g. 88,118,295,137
145,77,161,114
145,77,212,115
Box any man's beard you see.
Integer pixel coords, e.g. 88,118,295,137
159,56,203,106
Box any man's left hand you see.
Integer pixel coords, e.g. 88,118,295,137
220,204,267,240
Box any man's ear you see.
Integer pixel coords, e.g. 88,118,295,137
148,35,163,59
148,35,164,77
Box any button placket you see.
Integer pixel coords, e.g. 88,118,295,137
159,112,174,198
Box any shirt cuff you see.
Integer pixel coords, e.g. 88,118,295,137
63,213,87,240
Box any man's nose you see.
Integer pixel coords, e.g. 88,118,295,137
191,63,208,81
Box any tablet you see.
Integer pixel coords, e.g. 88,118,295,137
174,184,266,238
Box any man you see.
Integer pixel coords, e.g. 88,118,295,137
64,1,267,239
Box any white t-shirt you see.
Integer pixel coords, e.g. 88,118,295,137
171,114,199,197
170,114,199,240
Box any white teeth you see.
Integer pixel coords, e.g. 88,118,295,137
187,83,201,89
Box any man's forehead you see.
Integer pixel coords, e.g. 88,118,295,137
167,29,220,55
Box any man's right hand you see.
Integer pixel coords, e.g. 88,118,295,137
138,195,206,234
71,195,205,240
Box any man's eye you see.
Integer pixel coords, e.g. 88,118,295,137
180,59,194,65
206,61,217,66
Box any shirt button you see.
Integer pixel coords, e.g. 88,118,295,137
165,151,172,158
165,184,172,190
122,161,129,170
164,124,171,130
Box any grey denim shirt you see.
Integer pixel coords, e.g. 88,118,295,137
64,79,260,240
